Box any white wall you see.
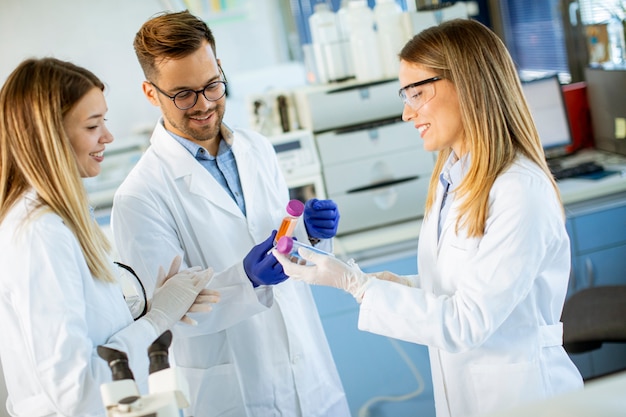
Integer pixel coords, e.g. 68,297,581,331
0,0,296,144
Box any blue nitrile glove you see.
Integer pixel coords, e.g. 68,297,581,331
304,198,340,239
243,230,289,287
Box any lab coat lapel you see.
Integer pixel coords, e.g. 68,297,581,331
438,204,459,250
419,207,438,293
150,122,244,218
419,183,454,294
231,136,259,221
436,178,460,254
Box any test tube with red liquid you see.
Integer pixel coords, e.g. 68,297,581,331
274,199,305,244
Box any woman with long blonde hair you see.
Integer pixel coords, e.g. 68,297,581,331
0,57,216,416
274,19,583,417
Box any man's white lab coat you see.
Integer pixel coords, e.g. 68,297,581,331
111,121,349,417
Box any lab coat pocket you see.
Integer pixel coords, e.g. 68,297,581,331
180,363,246,417
448,235,479,252
440,236,479,265
438,236,480,288
469,360,545,415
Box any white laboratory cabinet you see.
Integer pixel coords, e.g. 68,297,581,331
293,78,435,236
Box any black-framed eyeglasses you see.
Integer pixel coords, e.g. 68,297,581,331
150,67,228,110
398,76,442,111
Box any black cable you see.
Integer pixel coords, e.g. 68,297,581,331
114,261,148,320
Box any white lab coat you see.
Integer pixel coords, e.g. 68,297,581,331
0,191,158,417
111,121,349,417
358,156,583,417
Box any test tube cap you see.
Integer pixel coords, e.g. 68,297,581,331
275,236,294,254
286,199,305,216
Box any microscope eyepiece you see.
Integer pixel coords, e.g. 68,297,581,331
97,345,135,381
148,330,173,374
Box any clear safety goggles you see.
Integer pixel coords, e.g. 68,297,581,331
398,76,442,111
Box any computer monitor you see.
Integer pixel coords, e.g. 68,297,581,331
585,67,626,157
521,74,573,158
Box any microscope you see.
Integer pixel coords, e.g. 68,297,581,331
98,331,190,417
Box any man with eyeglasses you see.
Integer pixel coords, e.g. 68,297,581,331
111,10,349,417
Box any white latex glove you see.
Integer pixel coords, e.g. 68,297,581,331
272,247,370,302
151,256,220,325
144,257,214,334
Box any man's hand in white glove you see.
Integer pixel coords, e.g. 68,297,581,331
144,256,216,333
151,256,220,326
272,247,370,301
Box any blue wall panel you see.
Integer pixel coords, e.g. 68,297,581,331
311,253,436,417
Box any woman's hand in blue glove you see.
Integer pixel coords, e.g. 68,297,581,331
304,198,340,239
243,230,288,287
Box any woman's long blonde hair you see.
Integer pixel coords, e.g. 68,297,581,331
0,58,115,282
399,19,561,238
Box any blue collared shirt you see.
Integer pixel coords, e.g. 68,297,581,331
167,126,246,216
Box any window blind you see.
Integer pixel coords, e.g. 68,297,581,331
498,0,569,76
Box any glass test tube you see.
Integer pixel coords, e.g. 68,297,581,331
274,199,305,244
275,236,334,266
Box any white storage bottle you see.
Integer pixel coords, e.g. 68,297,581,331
374,0,407,78
309,2,349,83
607,16,625,66
346,0,385,82
336,0,355,78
